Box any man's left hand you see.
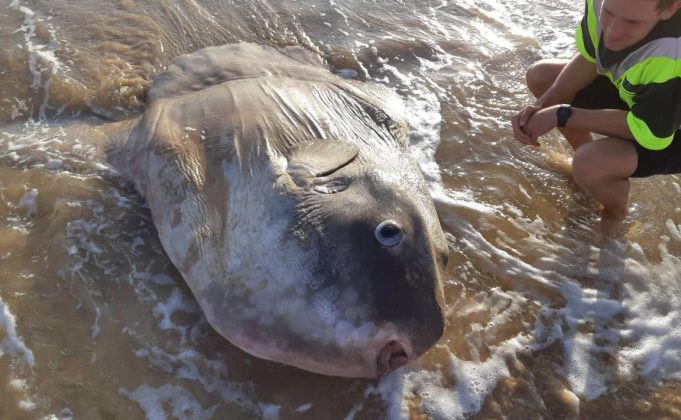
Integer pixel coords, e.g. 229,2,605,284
524,105,560,144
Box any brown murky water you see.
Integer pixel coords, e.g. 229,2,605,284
2,0,681,418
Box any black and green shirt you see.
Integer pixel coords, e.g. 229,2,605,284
576,0,681,150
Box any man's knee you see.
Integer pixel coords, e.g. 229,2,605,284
525,60,564,98
572,146,601,189
572,140,637,188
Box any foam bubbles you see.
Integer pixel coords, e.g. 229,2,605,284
40,407,75,420
0,294,36,413
406,89,444,185
152,287,202,344
119,384,218,420
11,2,64,121
613,229,681,383
293,403,314,413
129,343,261,415
0,295,35,368
562,333,608,400
258,403,282,420
18,188,39,217
380,340,524,419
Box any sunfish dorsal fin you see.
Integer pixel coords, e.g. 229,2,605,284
146,43,330,103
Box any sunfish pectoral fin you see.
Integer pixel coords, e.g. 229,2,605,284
285,139,359,186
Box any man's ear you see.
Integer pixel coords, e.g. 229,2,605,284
660,0,681,20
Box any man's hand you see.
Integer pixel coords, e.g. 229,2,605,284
512,104,541,146
523,105,560,144
511,54,598,148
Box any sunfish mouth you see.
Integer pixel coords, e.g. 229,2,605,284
376,340,411,377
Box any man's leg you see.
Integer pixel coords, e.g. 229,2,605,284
572,137,638,220
525,59,593,150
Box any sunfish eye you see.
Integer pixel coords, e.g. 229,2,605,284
374,220,404,247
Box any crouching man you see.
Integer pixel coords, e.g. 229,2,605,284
512,0,681,221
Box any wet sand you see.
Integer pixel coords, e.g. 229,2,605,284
2,0,681,418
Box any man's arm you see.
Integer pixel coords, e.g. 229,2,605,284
524,106,633,145
533,54,598,107
512,54,599,145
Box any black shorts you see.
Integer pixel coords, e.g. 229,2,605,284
572,75,681,178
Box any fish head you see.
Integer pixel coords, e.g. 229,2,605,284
213,139,448,378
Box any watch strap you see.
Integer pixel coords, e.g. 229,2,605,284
556,104,572,128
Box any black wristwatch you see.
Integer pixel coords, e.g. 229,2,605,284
556,104,573,128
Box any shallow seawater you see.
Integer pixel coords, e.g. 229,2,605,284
2,0,681,419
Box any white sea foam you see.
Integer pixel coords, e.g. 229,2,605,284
0,294,36,413
119,384,218,420
293,403,314,413
127,280,263,414
129,342,260,415
614,231,681,384
39,407,75,420
152,287,201,344
379,284,534,419
10,2,65,121
258,403,281,420
0,294,35,368
406,89,443,185
45,158,63,170
427,186,681,410
90,305,102,339
18,188,39,217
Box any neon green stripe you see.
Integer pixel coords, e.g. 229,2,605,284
620,56,680,86
586,0,599,55
575,0,598,63
576,26,596,63
627,112,674,150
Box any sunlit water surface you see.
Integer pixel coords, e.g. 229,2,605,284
2,0,681,418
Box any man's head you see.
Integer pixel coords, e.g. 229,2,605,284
600,0,681,51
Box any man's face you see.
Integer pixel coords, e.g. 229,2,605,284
600,0,678,51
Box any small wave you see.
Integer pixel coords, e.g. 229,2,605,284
0,293,36,413
0,295,35,368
